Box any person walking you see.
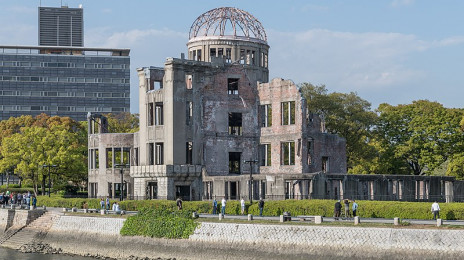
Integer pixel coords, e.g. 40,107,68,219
32,196,37,209
212,198,218,214
352,200,358,217
431,201,440,220
334,200,342,220
344,199,351,218
176,197,183,210
240,197,246,215
106,197,110,210
221,198,226,216
258,197,265,217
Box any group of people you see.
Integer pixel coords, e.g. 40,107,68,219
99,197,121,213
211,197,265,217
334,199,358,220
0,191,37,209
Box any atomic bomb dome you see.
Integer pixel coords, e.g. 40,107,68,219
187,7,269,81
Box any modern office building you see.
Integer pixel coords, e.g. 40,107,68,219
0,5,130,122
0,46,130,121
39,6,84,47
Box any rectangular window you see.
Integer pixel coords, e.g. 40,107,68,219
210,48,216,58
133,148,139,166
186,101,193,125
186,142,193,164
148,143,154,165
155,102,163,125
155,143,164,165
281,142,295,165
95,149,99,169
260,144,272,166
228,78,239,95
260,104,272,127
148,103,154,126
228,112,242,135
122,147,130,165
229,152,241,174
226,48,232,63
186,75,193,89
281,101,295,125
106,148,113,168
154,81,162,90
307,141,312,165
322,156,329,173
218,48,224,57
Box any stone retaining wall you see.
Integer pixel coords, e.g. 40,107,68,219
50,216,124,235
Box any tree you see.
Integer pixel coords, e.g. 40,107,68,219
105,112,139,133
376,100,464,175
300,83,378,173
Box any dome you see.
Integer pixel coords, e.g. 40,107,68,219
189,7,267,43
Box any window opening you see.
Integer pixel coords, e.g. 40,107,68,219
281,101,295,125
228,113,242,135
106,148,113,168
260,144,271,166
322,156,329,173
186,142,193,164
148,143,154,165
186,75,192,89
229,152,241,174
155,102,163,125
148,103,154,126
228,78,239,95
186,101,193,125
260,104,272,127
281,142,295,165
155,143,164,165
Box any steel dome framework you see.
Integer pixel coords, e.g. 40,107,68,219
189,7,267,42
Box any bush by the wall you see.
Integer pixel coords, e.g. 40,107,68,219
120,207,198,239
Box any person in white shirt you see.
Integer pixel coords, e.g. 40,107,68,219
240,198,245,215
221,198,226,216
431,201,440,220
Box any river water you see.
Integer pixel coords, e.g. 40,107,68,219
0,247,94,259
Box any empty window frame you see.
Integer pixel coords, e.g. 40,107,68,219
95,149,99,169
186,101,193,125
281,142,295,165
148,143,154,165
260,144,272,166
186,142,193,164
229,152,241,174
307,141,313,165
281,101,295,125
228,112,242,135
155,102,163,125
154,81,162,90
226,48,232,63
155,143,164,165
218,48,224,57
322,156,329,173
133,148,139,166
186,75,193,89
228,78,239,95
106,148,113,168
210,48,216,58
260,104,272,127
148,102,154,126
122,147,130,165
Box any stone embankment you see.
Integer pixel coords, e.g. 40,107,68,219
2,209,464,259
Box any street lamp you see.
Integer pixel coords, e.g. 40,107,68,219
244,160,258,203
115,164,130,201
42,164,58,197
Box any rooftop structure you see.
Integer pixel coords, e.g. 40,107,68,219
39,6,84,47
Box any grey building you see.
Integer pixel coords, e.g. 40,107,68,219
39,6,84,47
0,45,130,121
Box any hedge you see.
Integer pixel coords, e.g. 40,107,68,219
120,207,198,239
34,196,464,220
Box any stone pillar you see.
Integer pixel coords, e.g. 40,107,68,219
280,215,284,222
100,209,106,215
394,217,399,226
354,216,360,225
248,214,253,221
84,209,88,213
72,207,77,212
314,216,323,224
437,219,443,227
219,213,224,220
62,208,67,212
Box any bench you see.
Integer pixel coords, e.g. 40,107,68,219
297,215,317,222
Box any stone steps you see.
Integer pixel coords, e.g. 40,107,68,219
1,211,62,250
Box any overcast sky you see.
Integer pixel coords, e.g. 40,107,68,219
1,0,463,113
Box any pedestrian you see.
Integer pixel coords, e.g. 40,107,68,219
32,196,37,209
258,197,265,217
431,201,440,220
240,197,245,215
100,198,105,209
334,200,342,220
106,197,110,210
25,195,31,209
352,200,358,217
221,197,226,216
344,199,351,218
212,198,218,214
176,197,183,210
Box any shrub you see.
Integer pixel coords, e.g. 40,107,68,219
120,207,198,239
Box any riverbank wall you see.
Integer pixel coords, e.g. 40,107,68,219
39,215,464,260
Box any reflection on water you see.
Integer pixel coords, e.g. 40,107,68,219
0,247,94,260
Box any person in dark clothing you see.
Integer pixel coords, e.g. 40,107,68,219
334,200,342,220
258,198,265,217
176,197,183,210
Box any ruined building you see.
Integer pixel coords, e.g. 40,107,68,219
88,7,459,202
88,7,346,201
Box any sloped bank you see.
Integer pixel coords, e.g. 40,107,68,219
34,215,464,260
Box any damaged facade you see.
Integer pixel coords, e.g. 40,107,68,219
88,7,459,202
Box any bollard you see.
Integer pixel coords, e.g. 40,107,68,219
315,216,323,224
437,219,443,227
72,207,77,212
120,210,126,215
83,209,88,213
100,209,106,215
394,217,399,226
280,215,284,223
219,213,224,220
248,214,253,221
192,212,199,219
62,208,67,212
354,216,360,225
43,206,47,211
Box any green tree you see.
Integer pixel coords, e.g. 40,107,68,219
300,83,378,173
105,112,139,133
376,100,464,175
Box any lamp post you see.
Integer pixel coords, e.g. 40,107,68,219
42,164,57,197
244,160,258,203
115,164,130,201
